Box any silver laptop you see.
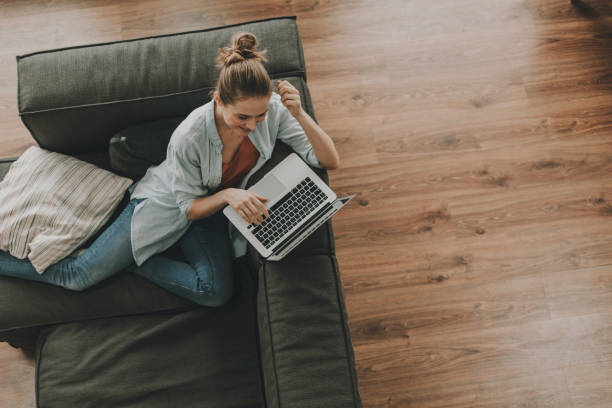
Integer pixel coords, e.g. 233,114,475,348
223,153,354,261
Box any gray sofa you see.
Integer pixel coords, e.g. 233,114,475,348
0,16,362,408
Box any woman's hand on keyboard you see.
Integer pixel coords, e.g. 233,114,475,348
223,188,269,225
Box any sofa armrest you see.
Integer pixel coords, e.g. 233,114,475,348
256,255,362,407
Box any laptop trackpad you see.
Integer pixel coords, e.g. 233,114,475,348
252,174,286,201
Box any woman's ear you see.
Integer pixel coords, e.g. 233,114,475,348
213,91,222,106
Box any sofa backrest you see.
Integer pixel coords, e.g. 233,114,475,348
17,16,307,155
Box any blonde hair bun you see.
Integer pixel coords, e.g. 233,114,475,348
217,32,267,68
214,31,272,105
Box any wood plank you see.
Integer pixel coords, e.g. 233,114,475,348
363,369,573,408
566,360,612,408
0,344,35,408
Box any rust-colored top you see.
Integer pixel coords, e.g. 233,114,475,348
218,137,260,190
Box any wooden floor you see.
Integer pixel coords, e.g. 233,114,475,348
1,0,612,407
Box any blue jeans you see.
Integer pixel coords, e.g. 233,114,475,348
0,199,233,307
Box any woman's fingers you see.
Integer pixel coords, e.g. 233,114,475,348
254,196,270,218
281,93,299,102
236,201,255,224
278,86,297,95
238,201,258,224
277,80,298,96
244,200,263,224
239,197,269,224
238,208,250,223
279,89,297,100
229,189,270,224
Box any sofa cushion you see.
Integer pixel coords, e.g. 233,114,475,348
257,255,361,408
0,271,196,332
0,146,132,273
36,272,263,408
17,16,308,155
109,116,184,179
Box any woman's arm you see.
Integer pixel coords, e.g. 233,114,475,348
186,190,227,221
277,80,340,170
294,110,340,170
187,188,269,224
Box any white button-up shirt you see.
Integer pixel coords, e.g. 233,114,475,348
129,92,321,265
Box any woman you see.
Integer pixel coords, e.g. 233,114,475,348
0,32,339,307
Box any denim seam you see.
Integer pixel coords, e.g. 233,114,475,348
192,224,218,295
161,278,211,296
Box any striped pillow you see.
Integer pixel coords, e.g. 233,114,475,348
0,147,133,274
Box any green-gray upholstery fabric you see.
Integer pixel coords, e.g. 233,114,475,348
36,264,263,408
109,116,184,179
17,16,308,155
0,159,14,181
0,272,195,333
257,255,361,408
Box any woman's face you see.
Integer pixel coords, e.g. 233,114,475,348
216,94,270,136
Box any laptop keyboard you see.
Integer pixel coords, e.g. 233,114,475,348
249,177,327,249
